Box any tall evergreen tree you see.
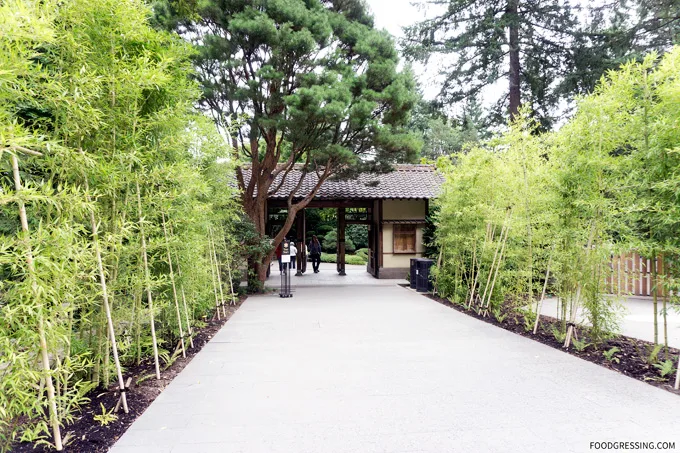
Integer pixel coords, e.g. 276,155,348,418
404,0,679,128
558,0,679,100
403,0,578,128
158,0,419,286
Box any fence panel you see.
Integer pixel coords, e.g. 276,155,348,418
606,252,666,297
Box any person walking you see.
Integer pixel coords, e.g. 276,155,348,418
308,235,322,273
289,240,298,270
275,241,283,272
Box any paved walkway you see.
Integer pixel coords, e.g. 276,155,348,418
541,296,680,348
266,262,404,288
111,284,680,453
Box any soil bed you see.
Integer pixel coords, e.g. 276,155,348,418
12,297,245,453
407,286,680,396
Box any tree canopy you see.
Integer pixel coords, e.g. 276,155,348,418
403,0,679,128
160,0,420,282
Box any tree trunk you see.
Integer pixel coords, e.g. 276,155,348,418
507,0,521,121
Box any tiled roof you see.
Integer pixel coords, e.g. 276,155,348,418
241,164,443,200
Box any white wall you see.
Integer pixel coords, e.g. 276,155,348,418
381,199,427,269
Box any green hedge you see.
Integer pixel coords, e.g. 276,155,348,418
320,253,367,265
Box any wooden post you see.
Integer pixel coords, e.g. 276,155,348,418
337,207,346,276
11,155,63,450
296,210,304,276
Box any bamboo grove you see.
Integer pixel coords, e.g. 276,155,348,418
432,48,680,390
1,0,242,450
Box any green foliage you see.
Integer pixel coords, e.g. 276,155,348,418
433,48,680,348
403,0,679,127
551,327,567,344
93,404,118,427
571,339,592,352
164,0,420,285
320,253,366,266
603,347,621,364
0,0,242,448
653,360,675,378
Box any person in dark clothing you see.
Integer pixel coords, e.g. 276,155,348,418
308,235,322,273
275,241,283,272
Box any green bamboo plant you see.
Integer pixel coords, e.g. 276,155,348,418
434,48,680,369
1,1,241,450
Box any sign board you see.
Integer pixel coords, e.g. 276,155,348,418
281,241,290,263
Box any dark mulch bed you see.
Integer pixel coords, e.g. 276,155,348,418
402,285,679,396
12,297,246,453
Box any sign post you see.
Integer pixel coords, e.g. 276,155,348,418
280,240,292,298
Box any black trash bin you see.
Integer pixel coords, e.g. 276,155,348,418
416,258,435,292
409,258,418,289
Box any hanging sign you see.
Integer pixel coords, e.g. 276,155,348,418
281,241,290,263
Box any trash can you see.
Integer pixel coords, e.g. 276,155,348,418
416,258,435,292
409,258,418,289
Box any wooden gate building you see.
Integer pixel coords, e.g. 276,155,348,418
247,164,444,279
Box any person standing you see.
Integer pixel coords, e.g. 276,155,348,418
308,235,322,273
289,240,298,270
275,241,283,272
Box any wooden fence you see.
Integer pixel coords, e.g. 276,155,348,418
605,252,667,297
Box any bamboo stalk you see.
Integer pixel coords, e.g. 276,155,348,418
174,256,194,348
479,224,505,312
209,229,227,317
219,232,238,306
208,234,221,321
162,212,186,358
533,244,555,335
84,178,129,412
466,241,478,309
482,219,511,316
652,253,658,344
136,180,161,380
133,286,142,366
11,155,63,451
564,222,596,348
114,377,132,412
467,223,492,309
168,223,194,348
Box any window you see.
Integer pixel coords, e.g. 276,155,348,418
393,224,416,253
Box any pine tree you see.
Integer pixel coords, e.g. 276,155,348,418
403,0,578,128
158,0,420,285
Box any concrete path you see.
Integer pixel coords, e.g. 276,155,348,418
541,296,680,348
266,262,405,288
111,284,680,453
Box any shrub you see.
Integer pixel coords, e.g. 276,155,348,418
319,253,367,265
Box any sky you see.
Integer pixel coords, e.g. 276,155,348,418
365,0,442,100
365,0,505,111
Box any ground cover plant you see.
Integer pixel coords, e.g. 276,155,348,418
432,47,680,391
0,1,244,450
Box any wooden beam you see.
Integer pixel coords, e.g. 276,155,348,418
267,199,373,209
337,207,346,276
